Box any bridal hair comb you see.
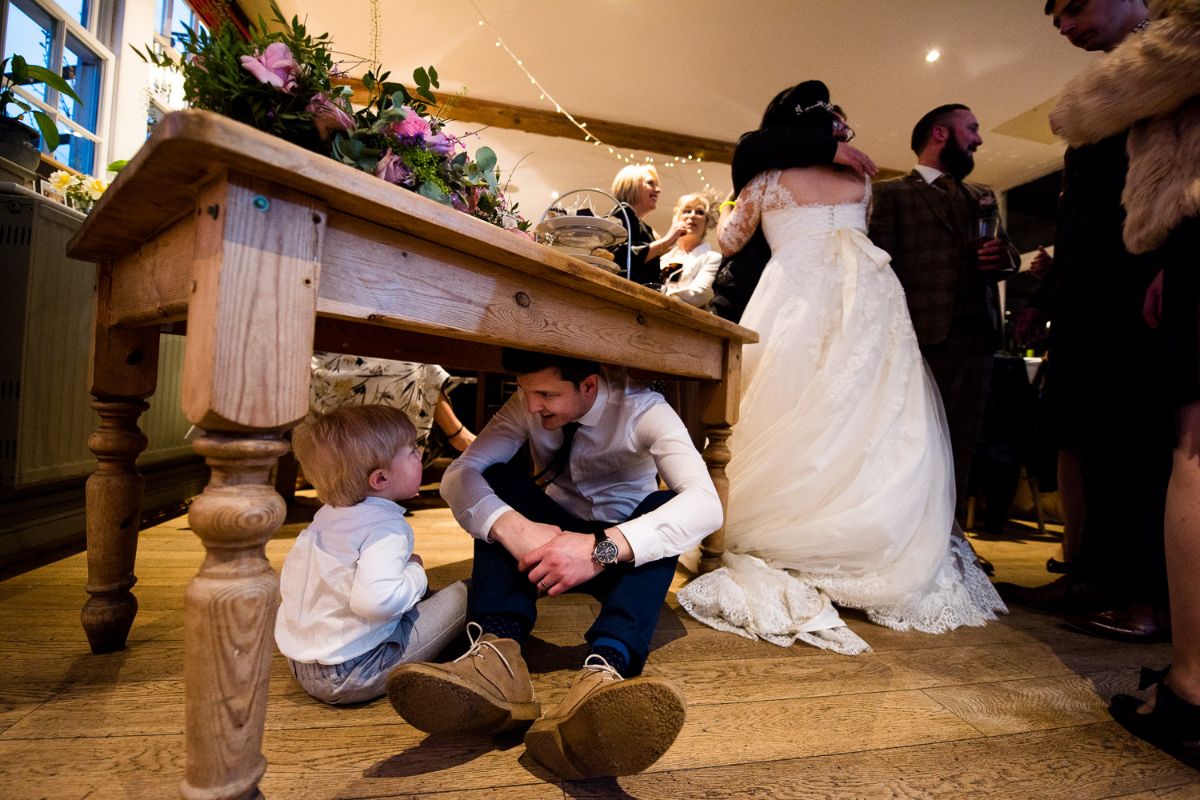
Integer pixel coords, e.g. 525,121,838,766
796,100,836,115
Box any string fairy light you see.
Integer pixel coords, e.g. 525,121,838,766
465,0,718,194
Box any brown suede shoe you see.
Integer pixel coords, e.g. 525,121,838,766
524,655,686,779
386,622,540,735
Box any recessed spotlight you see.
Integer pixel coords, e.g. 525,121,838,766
550,191,560,200
926,49,941,63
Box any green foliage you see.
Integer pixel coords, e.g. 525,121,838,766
1,54,84,150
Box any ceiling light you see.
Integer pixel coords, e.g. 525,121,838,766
926,49,941,63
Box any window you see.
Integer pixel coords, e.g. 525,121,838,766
2,0,113,174
147,0,205,129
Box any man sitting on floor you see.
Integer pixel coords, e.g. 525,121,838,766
387,348,722,779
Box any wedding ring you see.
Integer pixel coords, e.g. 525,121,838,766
538,581,548,590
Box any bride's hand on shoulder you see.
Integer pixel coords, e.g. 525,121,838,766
833,143,877,177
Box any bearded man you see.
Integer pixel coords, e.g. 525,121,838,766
868,104,1019,523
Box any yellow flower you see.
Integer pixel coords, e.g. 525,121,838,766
84,177,108,200
49,170,77,191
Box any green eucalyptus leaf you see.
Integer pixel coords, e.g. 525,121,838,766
474,146,497,173
418,181,448,203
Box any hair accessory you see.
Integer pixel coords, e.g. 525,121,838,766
795,100,836,115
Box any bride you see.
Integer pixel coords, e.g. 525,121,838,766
678,82,1005,654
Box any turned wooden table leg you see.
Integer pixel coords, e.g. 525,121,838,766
698,343,742,575
181,433,288,800
699,424,732,574
82,397,150,653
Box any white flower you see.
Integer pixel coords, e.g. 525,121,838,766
49,170,77,191
84,177,108,200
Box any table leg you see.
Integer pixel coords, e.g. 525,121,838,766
82,397,149,653
181,433,287,800
699,424,732,574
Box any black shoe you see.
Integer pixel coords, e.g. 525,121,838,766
993,574,1106,614
1110,666,1200,770
1065,604,1171,643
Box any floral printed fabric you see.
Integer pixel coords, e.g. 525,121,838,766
310,353,458,456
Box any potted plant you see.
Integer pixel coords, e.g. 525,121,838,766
1,54,82,170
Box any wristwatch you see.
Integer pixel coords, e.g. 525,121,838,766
592,531,620,568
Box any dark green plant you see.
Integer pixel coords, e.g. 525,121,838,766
1,54,84,150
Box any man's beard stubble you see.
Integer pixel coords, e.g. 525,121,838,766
941,135,975,181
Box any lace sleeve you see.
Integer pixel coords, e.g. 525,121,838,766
717,172,768,255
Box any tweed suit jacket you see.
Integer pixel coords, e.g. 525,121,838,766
868,170,1017,347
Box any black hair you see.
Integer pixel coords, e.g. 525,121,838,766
910,103,971,155
501,348,603,387
759,80,838,133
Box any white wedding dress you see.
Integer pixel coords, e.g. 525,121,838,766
678,169,1005,654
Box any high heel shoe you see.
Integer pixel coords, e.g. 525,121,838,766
1109,666,1200,770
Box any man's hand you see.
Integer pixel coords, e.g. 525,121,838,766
1144,269,1164,329
1014,307,1048,346
1030,246,1053,280
833,142,877,177
489,510,562,561
976,238,1009,271
407,552,424,567
520,531,602,596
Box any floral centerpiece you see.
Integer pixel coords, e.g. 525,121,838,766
47,169,110,213
136,3,528,233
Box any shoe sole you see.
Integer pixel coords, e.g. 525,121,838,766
524,677,686,779
386,664,541,735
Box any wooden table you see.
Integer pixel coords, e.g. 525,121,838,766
67,110,755,800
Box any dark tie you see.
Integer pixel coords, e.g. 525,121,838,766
533,422,580,487
933,172,959,197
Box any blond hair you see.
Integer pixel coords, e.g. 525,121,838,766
611,164,659,206
292,405,417,507
672,192,719,235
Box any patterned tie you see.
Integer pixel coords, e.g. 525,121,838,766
533,422,580,487
933,172,959,197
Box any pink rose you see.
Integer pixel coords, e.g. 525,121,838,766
374,150,412,186
427,131,457,156
239,42,299,92
307,92,354,140
390,107,431,140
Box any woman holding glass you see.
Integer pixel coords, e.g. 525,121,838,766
659,193,722,308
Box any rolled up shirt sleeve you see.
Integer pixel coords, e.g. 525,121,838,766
615,403,723,565
439,394,528,541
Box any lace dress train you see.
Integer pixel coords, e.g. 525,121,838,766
677,171,1005,654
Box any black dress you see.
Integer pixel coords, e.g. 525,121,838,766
610,203,660,286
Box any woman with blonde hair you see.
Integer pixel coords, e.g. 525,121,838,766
610,164,688,285
659,193,722,308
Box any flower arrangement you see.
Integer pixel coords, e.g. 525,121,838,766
47,169,110,213
136,2,528,233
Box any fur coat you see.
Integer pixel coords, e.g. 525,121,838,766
1050,0,1200,254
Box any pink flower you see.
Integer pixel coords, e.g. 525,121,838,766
427,131,457,156
307,92,354,139
374,150,412,186
239,42,299,92
390,107,431,140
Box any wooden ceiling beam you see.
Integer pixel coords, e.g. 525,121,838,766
339,79,735,165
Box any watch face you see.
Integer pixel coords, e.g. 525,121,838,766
593,538,620,566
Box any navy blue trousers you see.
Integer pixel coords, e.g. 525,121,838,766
468,462,676,676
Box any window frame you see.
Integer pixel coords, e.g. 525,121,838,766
2,0,114,175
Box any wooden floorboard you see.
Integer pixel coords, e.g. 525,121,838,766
0,499,1195,799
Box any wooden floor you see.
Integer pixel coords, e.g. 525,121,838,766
1,496,1197,800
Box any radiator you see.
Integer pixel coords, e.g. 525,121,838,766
0,183,193,489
